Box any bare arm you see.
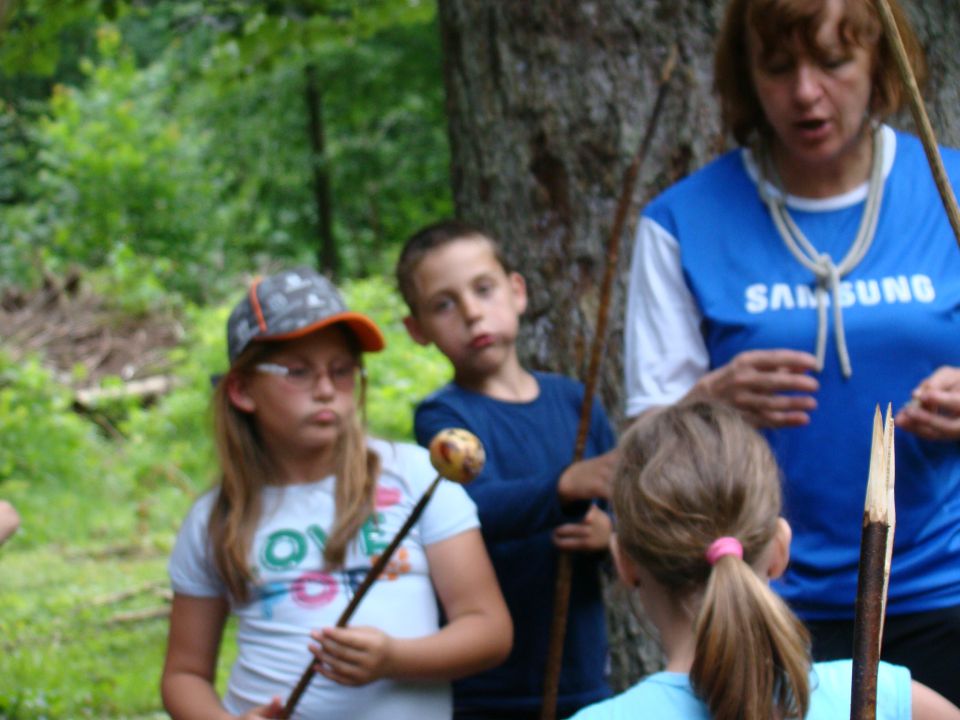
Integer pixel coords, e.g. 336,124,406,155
161,594,282,720
912,679,960,720
313,528,512,685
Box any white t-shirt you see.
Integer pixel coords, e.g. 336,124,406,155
169,437,479,720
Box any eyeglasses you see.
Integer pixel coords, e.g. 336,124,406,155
255,361,359,391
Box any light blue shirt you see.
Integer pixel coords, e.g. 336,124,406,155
571,660,911,720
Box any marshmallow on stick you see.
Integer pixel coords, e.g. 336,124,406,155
429,427,486,484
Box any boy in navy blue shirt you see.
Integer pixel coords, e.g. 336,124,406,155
397,219,616,719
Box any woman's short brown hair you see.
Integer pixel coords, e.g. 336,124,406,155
714,0,926,145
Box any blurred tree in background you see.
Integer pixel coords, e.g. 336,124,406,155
0,0,451,301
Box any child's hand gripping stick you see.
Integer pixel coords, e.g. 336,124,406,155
280,428,485,718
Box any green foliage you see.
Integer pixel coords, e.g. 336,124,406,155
323,20,452,276
0,100,48,285
14,25,233,301
0,544,238,719
0,548,172,718
0,1,451,297
119,303,227,547
0,101,37,204
174,2,452,280
0,0,102,85
0,352,131,548
86,245,177,316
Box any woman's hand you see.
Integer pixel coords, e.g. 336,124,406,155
895,366,960,441
311,626,396,686
688,349,819,428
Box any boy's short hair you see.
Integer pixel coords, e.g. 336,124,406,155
396,219,512,314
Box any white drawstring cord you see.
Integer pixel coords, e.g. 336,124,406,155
756,124,885,378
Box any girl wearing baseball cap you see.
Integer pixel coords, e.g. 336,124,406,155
161,268,511,720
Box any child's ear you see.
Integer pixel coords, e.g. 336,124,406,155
508,271,528,315
610,534,641,589
402,315,431,346
767,517,792,580
226,372,257,413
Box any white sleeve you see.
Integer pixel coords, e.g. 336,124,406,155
420,480,479,546
411,446,479,546
624,216,709,417
379,439,480,547
168,492,226,598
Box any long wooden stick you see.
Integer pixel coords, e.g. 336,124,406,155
539,46,677,720
280,474,444,719
873,0,960,249
850,404,896,720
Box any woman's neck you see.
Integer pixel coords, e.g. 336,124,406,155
770,125,874,199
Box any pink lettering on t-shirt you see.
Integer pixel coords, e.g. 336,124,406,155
291,571,338,608
375,485,402,509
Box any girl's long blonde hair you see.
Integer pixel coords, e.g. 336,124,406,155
614,400,811,720
208,328,380,603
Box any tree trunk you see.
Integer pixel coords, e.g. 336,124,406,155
305,64,339,278
437,0,960,693
907,0,960,144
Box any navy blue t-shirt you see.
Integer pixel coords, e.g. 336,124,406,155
415,371,614,715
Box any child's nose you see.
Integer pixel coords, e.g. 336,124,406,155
460,295,483,321
311,371,337,397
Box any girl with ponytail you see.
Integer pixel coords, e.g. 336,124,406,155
573,400,959,720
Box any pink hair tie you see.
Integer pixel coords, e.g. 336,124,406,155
706,536,743,566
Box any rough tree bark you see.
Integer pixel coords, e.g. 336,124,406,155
437,0,960,692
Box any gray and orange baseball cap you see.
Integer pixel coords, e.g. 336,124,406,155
226,267,385,362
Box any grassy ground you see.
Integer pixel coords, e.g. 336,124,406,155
2,544,178,717
0,488,239,718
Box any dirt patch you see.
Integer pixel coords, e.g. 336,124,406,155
0,270,185,389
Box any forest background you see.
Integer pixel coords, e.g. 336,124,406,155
2,0,960,717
